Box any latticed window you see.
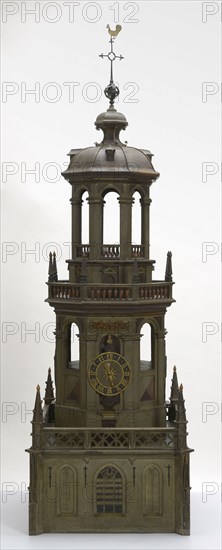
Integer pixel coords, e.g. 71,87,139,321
96,466,123,514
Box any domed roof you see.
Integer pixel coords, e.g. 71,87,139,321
62,106,159,184
95,107,128,128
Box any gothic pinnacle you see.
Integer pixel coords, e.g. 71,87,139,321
52,251,58,281
165,251,173,282
48,251,58,282
177,383,187,423
170,365,179,402
48,251,53,281
176,383,188,449
33,385,43,423
44,367,55,405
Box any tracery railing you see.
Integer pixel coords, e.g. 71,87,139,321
42,427,177,450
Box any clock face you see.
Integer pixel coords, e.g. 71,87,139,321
88,352,130,396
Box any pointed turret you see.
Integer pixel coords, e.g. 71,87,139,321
44,368,54,405
170,365,179,402
176,384,188,450
48,251,58,282
165,251,173,282
48,252,53,281
32,384,43,423
168,365,179,422
31,385,43,450
177,384,187,421
52,251,58,281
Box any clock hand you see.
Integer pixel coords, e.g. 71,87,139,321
104,363,115,387
107,373,115,387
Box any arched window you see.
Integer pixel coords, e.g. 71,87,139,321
68,322,79,369
96,466,123,514
81,190,89,244
132,191,141,246
103,192,120,254
140,323,152,370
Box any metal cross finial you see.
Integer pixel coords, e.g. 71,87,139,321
99,25,124,106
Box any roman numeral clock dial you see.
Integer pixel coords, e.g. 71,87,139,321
88,352,130,396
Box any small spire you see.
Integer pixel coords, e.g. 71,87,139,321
178,383,186,420
44,368,55,405
48,251,58,282
165,251,173,282
176,382,188,449
33,385,43,423
52,251,58,281
170,365,179,402
48,251,53,281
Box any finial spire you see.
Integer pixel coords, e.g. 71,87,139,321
48,251,58,282
48,251,53,280
177,383,187,423
170,365,179,402
44,368,55,405
176,383,188,449
52,251,58,281
99,25,123,106
33,385,43,423
168,365,179,422
165,251,173,282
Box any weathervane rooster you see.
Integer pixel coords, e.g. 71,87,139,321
106,24,122,38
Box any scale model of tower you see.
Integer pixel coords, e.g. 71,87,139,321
27,29,193,536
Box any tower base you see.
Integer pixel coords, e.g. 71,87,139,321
26,426,192,535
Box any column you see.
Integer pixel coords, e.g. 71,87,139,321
70,197,82,258
118,196,133,260
140,196,151,259
88,195,104,260
54,315,63,403
156,329,166,426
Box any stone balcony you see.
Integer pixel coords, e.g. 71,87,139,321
47,281,174,303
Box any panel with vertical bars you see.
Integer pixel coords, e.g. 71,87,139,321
96,467,122,514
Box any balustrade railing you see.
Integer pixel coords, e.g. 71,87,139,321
75,244,145,259
42,427,177,450
139,285,169,300
50,284,80,300
131,245,145,258
88,286,131,300
76,245,89,258
48,282,172,301
101,244,120,258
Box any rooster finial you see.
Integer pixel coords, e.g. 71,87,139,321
106,24,122,39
